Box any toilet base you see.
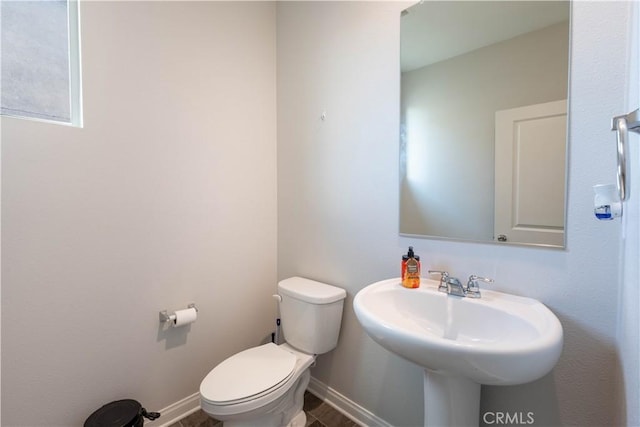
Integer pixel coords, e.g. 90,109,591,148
288,410,307,427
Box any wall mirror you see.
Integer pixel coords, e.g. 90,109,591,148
399,1,570,248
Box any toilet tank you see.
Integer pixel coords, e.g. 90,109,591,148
277,277,347,354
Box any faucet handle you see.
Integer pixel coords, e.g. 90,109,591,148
428,270,449,278
466,275,494,298
428,270,449,292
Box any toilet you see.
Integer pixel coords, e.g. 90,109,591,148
199,277,347,427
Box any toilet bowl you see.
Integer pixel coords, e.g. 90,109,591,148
200,343,314,427
199,277,346,427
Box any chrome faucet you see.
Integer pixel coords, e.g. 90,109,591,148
428,270,449,293
466,275,494,298
429,271,493,298
444,276,467,297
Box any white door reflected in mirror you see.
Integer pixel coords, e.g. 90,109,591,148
494,100,567,246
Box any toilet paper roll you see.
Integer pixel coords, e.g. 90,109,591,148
172,307,197,327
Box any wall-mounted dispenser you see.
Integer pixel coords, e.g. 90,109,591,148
594,184,622,220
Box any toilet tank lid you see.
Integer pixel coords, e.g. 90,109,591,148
278,277,346,304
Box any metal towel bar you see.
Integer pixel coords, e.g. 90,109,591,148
612,109,640,201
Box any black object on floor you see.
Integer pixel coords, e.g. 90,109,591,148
84,399,160,427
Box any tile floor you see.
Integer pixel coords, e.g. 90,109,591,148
168,391,358,427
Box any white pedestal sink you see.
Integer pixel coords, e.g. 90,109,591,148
353,278,563,427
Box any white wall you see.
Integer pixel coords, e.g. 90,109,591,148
278,2,630,426
1,2,277,425
617,1,640,425
2,1,636,426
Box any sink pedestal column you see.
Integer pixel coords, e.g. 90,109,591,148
423,370,481,427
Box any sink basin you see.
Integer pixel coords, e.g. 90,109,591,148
354,278,562,385
354,278,563,426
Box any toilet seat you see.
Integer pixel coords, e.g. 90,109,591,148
200,343,297,405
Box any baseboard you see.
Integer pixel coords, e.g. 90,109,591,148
145,392,201,427
307,376,393,427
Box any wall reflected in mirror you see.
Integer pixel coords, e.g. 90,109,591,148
399,1,570,247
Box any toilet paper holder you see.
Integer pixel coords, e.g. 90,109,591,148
159,303,198,324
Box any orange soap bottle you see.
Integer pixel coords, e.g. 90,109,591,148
401,252,409,281
402,246,421,288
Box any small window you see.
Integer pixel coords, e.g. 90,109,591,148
1,0,82,126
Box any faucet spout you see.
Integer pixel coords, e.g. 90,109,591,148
445,277,467,297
